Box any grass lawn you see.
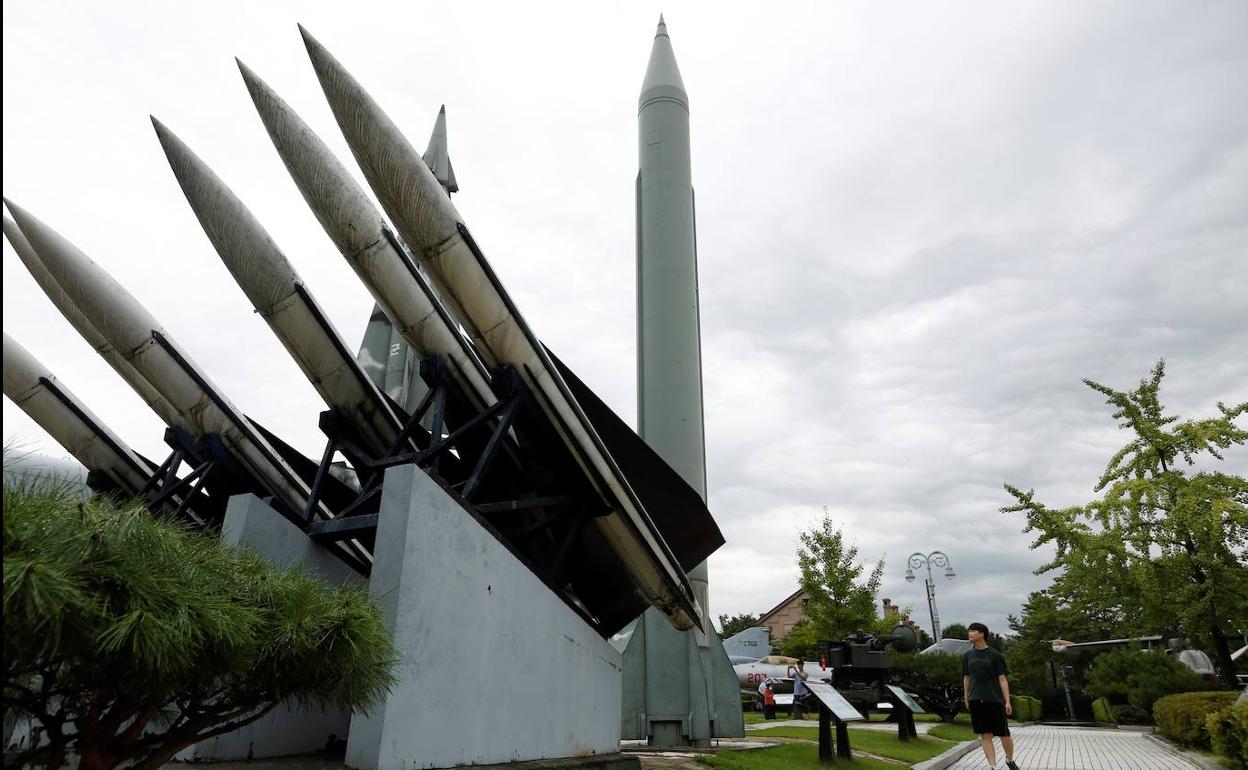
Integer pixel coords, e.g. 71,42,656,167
928,723,979,742
696,742,903,770
747,726,954,763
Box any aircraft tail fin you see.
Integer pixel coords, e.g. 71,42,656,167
723,626,770,662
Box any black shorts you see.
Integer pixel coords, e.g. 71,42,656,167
969,700,1010,736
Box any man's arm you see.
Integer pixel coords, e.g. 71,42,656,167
963,675,970,709
999,675,1012,715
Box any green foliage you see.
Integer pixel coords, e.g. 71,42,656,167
1153,691,1239,749
1005,587,1124,702
1207,701,1248,769
1010,695,1042,721
746,727,954,763
695,742,900,770
928,723,978,742
1003,361,1248,689
1111,704,1152,725
2,484,398,770
717,612,761,639
1091,696,1116,724
891,651,963,721
941,623,969,641
1085,647,1208,715
776,620,821,660
795,513,885,642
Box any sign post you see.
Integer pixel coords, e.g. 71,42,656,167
807,681,863,762
885,684,925,741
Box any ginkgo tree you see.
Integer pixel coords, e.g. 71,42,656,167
1004,361,1247,689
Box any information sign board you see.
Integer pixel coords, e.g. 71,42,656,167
807,681,865,721
886,684,925,713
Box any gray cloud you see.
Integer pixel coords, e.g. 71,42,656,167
5,1,1246,641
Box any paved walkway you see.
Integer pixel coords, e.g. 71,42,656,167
947,725,1197,769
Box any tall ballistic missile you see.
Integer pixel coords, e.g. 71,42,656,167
235,60,496,414
151,117,412,458
621,17,744,746
4,199,330,524
3,332,152,497
4,214,178,427
298,25,703,630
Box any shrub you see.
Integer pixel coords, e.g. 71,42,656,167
1085,647,1208,715
1010,695,1041,721
1207,702,1248,769
891,651,964,721
2,484,398,770
1111,703,1152,725
1092,697,1116,725
1154,692,1239,749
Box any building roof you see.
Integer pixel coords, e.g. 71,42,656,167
758,587,808,624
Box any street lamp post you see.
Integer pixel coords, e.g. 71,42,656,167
905,551,955,641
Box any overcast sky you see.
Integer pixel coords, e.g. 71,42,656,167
4,1,1246,640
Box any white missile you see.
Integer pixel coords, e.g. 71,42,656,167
4,199,328,523
299,27,699,628
3,332,152,497
151,117,410,457
4,214,178,427
235,59,496,412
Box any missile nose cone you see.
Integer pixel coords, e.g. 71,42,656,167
640,14,687,111
238,58,387,257
300,25,458,250
151,116,298,314
5,199,163,356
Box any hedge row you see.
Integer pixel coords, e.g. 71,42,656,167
1154,691,1239,750
1207,701,1248,769
1010,695,1042,722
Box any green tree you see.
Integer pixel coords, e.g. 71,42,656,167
717,612,761,638
777,620,821,659
2,484,398,770
1003,361,1248,689
1005,587,1124,701
1085,647,1208,715
891,651,964,721
795,513,885,642
941,623,969,641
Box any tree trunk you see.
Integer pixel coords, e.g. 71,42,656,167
1209,623,1238,690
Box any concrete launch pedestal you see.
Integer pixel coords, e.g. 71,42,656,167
346,465,628,770
179,494,362,761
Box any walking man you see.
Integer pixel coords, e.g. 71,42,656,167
963,622,1019,770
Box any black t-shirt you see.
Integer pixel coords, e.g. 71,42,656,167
962,646,1008,703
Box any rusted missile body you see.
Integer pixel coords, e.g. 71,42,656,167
151,117,410,458
4,199,329,523
3,331,153,497
235,61,497,413
298,28,701,629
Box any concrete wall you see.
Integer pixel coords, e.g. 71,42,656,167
179,494,361,761
347,465,623,770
